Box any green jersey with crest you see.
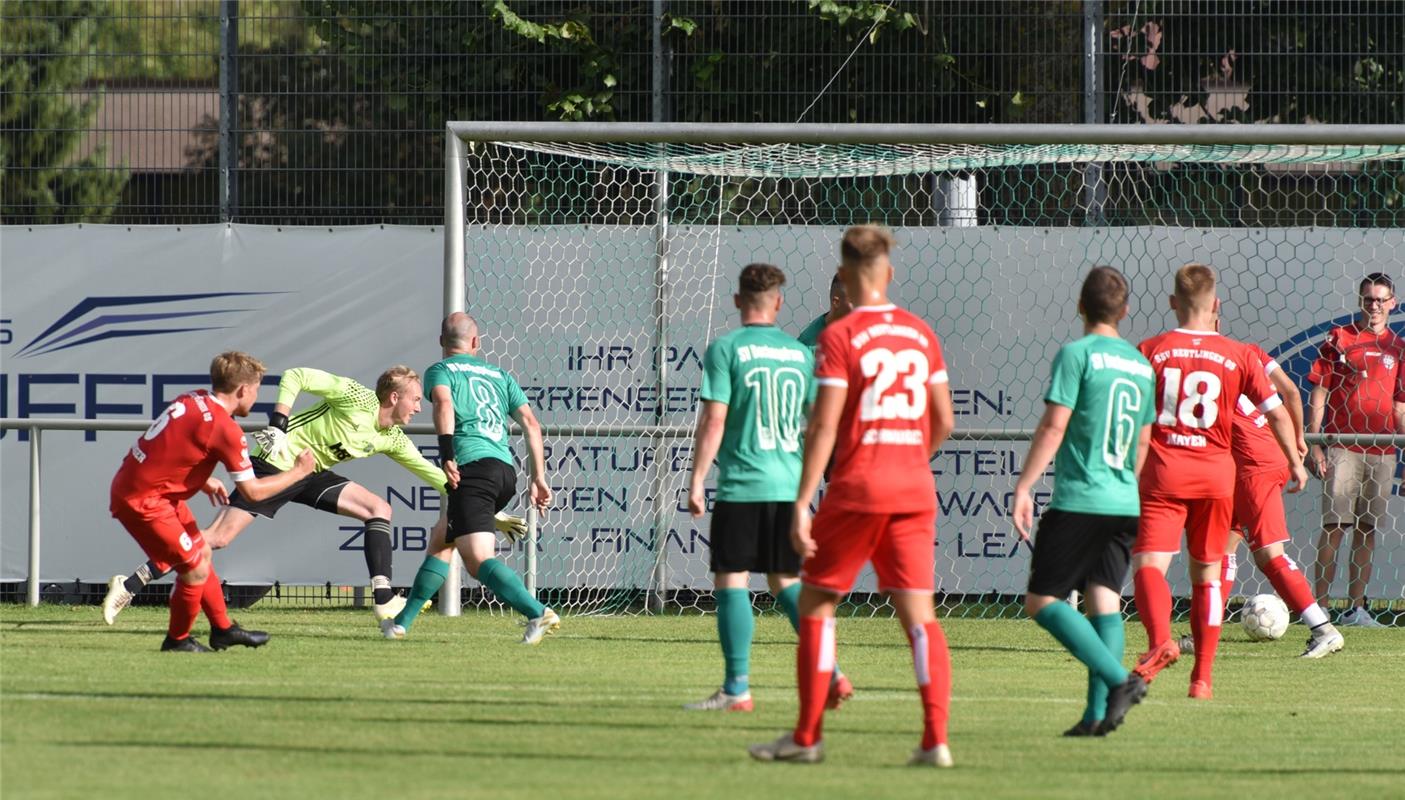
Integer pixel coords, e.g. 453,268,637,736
700,325,814,502
424,354,529,467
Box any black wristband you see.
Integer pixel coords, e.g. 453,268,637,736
438,434,456,460
269,411,289,432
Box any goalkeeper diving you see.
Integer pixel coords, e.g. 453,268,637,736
102,365,528,628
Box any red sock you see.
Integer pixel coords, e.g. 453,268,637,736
1220,553,1237,617
793,616,834,748
1190,581,1223,685
1133,567,1173,649
906,621,951,749
1262,554,1316,615
201,567,232,630
168,578,205,640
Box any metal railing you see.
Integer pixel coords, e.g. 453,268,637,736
6,415,1402,608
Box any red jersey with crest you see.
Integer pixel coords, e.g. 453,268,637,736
109,390,254,508
1138,329,1281,498
1307,322,1405,455
1232,343,1289,473
814,304,948,513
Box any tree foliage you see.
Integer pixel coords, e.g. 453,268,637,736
1,0,128,223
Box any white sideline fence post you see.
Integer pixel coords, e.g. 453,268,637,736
27,429,42,607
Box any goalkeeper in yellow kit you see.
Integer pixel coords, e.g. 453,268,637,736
102,365,527,628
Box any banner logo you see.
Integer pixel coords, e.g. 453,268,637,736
14,292,285,358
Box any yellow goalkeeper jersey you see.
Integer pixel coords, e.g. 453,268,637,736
257,367,447,493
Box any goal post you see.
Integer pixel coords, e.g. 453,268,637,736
443,122,1405,620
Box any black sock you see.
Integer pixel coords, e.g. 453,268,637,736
123,560,167,594
363,518,394,605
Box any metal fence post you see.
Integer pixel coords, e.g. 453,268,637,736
27,428,42,607
526,505,538,595
219,0,239,222
1082,0,1107,224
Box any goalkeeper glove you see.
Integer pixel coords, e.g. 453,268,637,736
494,511,529,544
250,426,290,461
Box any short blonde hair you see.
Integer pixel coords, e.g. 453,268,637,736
210,351,266,392
840,225,895,268
1174,263,1217,310
376,365,420,403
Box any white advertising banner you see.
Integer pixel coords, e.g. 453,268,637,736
3,224,1403,601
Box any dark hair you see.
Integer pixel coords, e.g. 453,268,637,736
840,225,894,267
738,263,786,297
1080,266,1129,324
1360,272,1394,296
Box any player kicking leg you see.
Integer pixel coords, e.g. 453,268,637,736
1012,266,1155,735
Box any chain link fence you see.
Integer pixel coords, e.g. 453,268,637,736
3,1,1402,224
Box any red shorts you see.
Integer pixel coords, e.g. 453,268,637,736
1232,467,1290,551
1134,494,1232,564
800,504,936,595
111,496,206,574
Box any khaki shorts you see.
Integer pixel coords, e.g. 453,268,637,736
1322,447,1397,529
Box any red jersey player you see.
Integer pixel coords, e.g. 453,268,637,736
1131,265,1308,699
109,352,313,652
748,225,956,767
1217,343,1343,658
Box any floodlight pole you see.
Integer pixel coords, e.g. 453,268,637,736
439,131,467,617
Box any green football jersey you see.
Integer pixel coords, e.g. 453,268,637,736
1045,334,1156,516
424,353,529,467
700,325,814,502
796,312,828,350
263,367,447,493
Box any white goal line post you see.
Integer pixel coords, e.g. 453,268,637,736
439,122,1405,615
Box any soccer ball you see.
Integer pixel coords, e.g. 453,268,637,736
1240,594,1290,641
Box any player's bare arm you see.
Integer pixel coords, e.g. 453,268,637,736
1394,400,1405,437
234,449,315,502
927,380,955,457
1133,424,1151,478
1263,406,1309,493
430,384,460,489
688,400,728,518
1012,402,1073,541
1267,366,1308,457
511,403,551,512
200,476,230,506
1307,383,1328,478
791,384,846,559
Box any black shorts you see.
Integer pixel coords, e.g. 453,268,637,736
709,500,801,575
229,457,350,518
1026,509,1137,599
446,458,517,542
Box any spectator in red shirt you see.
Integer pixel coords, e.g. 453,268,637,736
1306,273,1405,628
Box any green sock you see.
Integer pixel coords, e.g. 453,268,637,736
1085,612,1126,723
716,588,754,695
1034,601,1129,690
394,556,450,631
774,582,802,631
477,558,545,620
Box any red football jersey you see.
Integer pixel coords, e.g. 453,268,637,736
110,390,253,508
1232,343,1290,473
1138,329,1280,498
814,304,947,513
1308,323,1405,454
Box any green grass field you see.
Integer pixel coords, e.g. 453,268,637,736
3,605,1402,800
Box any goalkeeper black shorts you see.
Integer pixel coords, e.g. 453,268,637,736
446,458,517,542
709,500,801,575
229,457,350,518
1026,509,1137,599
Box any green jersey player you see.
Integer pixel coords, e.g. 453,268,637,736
103,366,526,628
685,263,851,712
1011,266,1157,736
383,312,556,644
